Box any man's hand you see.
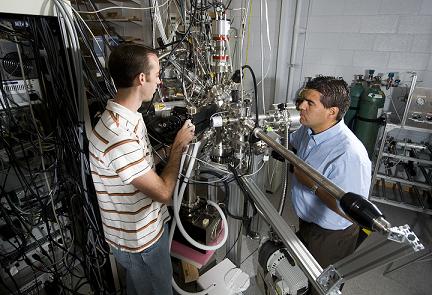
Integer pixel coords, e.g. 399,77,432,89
172,119,195,153
130,120,195,205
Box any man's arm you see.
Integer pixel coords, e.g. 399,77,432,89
153,146,170,166
131,120,195,204
293,167,350,220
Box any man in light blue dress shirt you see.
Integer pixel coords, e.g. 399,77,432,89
290,76,371,272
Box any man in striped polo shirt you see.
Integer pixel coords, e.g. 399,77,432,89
88,44,195,295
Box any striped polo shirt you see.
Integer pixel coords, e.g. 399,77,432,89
88,100,170,253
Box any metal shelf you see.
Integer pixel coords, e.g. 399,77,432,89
370,119,432,215
84,18,143,25
376,174,431,190
370,195,432,215
384,123,432,134
381,152,432,165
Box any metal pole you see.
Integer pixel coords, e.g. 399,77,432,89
332,226,424,281
244,121,345,199
226,181,244,266
240,177,325,294
401,72,417,126
243,120,392,234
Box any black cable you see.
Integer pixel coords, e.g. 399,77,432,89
0,264,23,295
241,65,259,127
154,38,183,51
73,17,116,98
225,0,233,11
228,165,258,217
223,223,242,260
0,16,112,294
240,246,259,265
0,198,28,261
199,170,248,221
0,273,17,294
87,0,125,49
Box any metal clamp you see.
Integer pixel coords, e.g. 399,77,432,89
388,225,425,252
316,265,343,295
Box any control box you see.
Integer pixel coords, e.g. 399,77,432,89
403,87,432,128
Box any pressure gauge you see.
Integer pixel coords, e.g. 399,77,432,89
416,96,425,106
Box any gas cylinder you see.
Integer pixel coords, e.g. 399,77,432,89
354,77,385,158
344,75,364,130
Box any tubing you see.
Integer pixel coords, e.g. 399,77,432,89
173,142,229,251
278,124,290,215
170,142,229,294
169,221,216,295
286,0,303,101
174,199,228,251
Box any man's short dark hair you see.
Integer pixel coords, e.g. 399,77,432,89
304,76,350,121
108,44,157,88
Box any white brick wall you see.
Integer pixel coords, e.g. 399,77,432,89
411,35,432,53
359,16,399,33
308,16,362,33
305,48,353,65
379,0,422,15
310,0,345,16
339,33,376,50
388,53,430,70
305,33,341,49
398,16,432,34
420,1,432,15
296,0,432,90
373,35,413,52
343,0,380,16
423,71,432,85
353,51,390,67
301,63,336,78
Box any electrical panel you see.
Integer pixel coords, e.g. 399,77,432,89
0,38,42,108
403,87,432,128
0,39,38,80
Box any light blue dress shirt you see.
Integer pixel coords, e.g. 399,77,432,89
290,120,371,230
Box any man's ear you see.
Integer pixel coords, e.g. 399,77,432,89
329,107,339,119
137,72,146,85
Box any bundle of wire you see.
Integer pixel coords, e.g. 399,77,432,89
0,7,116,295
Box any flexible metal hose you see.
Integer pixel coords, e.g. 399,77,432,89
278,124,290,215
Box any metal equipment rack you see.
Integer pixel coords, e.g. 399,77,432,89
369,77,432,215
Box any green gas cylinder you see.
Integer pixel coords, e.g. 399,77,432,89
344,76,364,130
354,81,385,158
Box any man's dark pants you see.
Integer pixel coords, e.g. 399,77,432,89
298,219,359,294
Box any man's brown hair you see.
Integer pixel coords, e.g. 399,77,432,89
108,44,157,88
299,76,350,121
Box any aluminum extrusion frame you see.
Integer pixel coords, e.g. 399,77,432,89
240,176,325,294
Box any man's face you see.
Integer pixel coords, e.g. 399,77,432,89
142,54,161,101
296,89,335,133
